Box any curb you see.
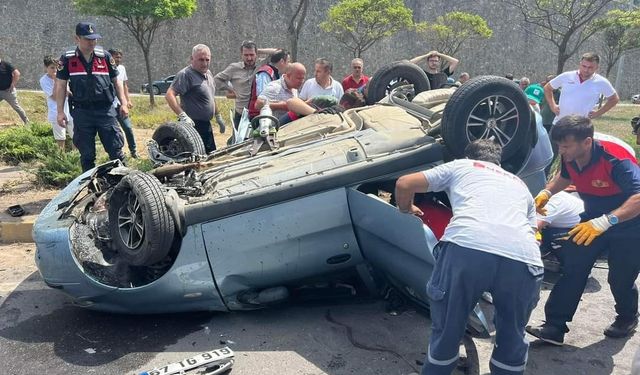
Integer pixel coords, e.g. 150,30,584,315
0,215,36,243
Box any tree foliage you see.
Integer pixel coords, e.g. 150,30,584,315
320,0,414,57
592,9,640,77
73,0,197,106
502,0,618,74
415,11,493,57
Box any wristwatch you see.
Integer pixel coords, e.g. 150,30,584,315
607,214,619,226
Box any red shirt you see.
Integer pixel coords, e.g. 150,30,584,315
341,74,369,91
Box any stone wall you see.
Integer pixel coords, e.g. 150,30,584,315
1,0,638,98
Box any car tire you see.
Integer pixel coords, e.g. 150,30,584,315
366,61,431,105
441,75,532,159
108,172,175,266
152,122,207,158
152,85,160,95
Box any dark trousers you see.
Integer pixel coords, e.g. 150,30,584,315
545,230,640,331
193,119,216,154
422,242,542,375
115,105,136,153
71,107,125,172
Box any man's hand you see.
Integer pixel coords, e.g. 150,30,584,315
568,215,611,246
178,112,195,127
56,112,68,127
427,50,439,57
215,113,226,133
225,90,237,99
127,101,133,109
398,204,424,216
551,103,560,115
534,189,552,215
119,102,129,118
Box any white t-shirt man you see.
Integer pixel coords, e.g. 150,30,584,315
549,71,616,124
39,74,73,140
299,77,344,101
536,191,584,229
113,64,128,108
423,159,543,267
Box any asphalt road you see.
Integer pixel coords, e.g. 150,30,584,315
0,243,638,375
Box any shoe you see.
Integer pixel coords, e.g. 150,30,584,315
525,323,565,345
604,316,638,338
130,151,139,159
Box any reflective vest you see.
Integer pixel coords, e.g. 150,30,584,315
64,46,115,106
248,64,278,118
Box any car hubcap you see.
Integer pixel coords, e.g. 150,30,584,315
117,192,144,250
466,95,519,146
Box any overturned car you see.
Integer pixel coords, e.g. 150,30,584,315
34,62,552,337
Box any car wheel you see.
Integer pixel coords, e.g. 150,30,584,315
366,61,431,105
152,122,207,158
441,76,532,159
152,85,160,95
108,172,175,266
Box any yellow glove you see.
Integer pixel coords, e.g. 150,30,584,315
534,189,552,215
568,215,611,246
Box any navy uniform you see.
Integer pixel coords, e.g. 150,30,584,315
56,22,125,172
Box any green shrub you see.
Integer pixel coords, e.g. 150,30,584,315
0,123,58,164
35,150,83,187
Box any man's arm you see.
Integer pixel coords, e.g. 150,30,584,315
10,69,20,91
165,87,183,115
395,172,429,216
409,53,430,65
113,78,128,117
122,80,132,108
286,97,316,116
438,52,459,72
257,48,278,55
256,97,288,112
544,82,560,115
545,173,572,195
55,78,68,126
610,193,640,223
213,67,235,98
588,93,619,119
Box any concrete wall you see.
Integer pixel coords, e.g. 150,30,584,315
1,0,638,98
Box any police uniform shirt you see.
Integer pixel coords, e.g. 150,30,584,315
56,47,119,105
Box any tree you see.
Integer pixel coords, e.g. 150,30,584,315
288,0,310,61
592,9,640,77
319,0,414,58
73,0,197,106
502,0,617,74
415,11,493,57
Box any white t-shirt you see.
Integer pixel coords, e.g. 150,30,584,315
39,74,70,123
549,71,616,124
113,64,128,107
299,77,344,101
537,191,584,228
423,159,542,267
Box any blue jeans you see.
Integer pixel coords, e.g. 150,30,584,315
422,241,542,375
116,105,136,153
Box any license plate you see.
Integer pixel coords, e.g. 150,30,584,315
140,347,234,375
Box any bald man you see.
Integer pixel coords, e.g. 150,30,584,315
256,62,306,118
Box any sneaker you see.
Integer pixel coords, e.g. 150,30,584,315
525,323,565,346
604,316,638,338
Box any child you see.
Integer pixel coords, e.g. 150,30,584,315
39,55,73,150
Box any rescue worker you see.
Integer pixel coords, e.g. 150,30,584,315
527,115,640,344
247,49,289,119
56,22,127,172
396,139,543,375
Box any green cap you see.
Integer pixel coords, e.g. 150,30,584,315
524,84,544,104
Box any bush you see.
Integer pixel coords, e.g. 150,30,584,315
35,150,83,187
0,122,58,164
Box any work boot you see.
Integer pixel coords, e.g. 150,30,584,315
526,323,565,346
130,150,139,159
604,316,638,338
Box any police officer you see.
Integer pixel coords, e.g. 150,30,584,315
56,22,127,172
528,115,640,345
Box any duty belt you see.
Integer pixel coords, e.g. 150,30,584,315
72,102,112,110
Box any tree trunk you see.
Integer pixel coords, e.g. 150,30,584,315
556,53,570,75
288,0,309,61
143,47,155,107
